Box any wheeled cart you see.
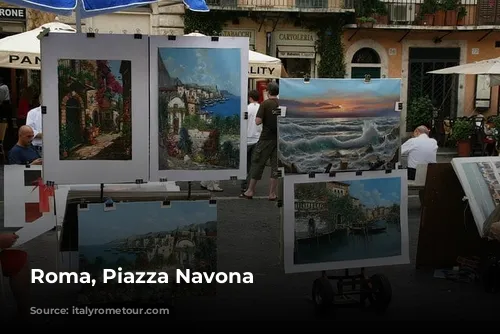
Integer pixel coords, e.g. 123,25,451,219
311,268,392,314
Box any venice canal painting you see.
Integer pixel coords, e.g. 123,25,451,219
293,176,402,266
78,200,217,305
58,59,132,160
278,79,401,174
157,48,242,170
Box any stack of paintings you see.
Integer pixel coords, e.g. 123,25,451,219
78,200,217,305
451,156,500,237
149,36,249,182
283,170,409,273
278,78,401,174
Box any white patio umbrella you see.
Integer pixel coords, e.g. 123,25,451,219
428,57,500,86
184,32,283,79
0,21,75,70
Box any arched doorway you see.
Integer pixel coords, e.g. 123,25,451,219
351,47,382,79
65,98,83,149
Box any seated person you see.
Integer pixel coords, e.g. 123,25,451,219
401,125,438,181
8,125,42,165
0,233,30,317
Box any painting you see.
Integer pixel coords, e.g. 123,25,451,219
282,169,409,273
451,156,500,237
78,200,217,305
57,59,132,160
278,78,401,175
3,165,67,233
149,36,249,182
41,33,149,184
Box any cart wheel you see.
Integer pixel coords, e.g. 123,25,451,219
312,277,334,312
367,274,392,312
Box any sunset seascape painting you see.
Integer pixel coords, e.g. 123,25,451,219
278,79,401,174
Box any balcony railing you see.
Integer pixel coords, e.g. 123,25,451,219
352,0,500,27
206,0,355,11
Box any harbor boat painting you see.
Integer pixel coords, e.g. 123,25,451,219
157,48,242,171
78,200,217,305
451,156,500,237
58,59,132,160
283,170,409,273
278,78,401,174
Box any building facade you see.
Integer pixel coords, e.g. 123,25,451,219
342,0,500,133
208,0,353,78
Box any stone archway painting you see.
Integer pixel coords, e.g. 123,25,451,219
58,59,132,160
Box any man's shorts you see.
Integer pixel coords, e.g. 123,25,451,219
249,139,278,180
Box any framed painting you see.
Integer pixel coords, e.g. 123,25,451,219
78,200,217,305
278,78,401,175
3,165,67,230
41,33,149,185
282,169,409,273
451,156,500,237
149,36,249,182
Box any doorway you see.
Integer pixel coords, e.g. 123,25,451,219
280,58,311,78
408,47,460,119
65,97,83,149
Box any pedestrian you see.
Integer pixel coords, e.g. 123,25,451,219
0,77,11,123
241,89,262,192
401,125,437,180
240,82,279,201
25,92,43,157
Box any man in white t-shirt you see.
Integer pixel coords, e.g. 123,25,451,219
26,93,43,157
241,90,262,191
401,125,437,180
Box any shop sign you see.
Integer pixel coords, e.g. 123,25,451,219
0,7,26,21
249,63,281,79
275,31,317,46
222,29,256,45
278,50,315,59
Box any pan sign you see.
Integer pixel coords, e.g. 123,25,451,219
0,53,41,70
0,7,26,21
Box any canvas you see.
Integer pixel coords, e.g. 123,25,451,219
282,169,409,273
41,33,149,184
57,59,132,160
451,156,500,237
78,200,217,305
149,36,249,182
278,79,401,175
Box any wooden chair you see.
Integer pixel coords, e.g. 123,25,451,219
0,122,7,163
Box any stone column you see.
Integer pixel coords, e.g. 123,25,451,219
151,0,185,36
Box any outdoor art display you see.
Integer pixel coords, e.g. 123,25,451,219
278,79,401,174
149,36,249,182
41,33,149,185
451,156,500,237
282,169,409,273
78,200,217,305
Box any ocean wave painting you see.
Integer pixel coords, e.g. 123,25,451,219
278,78,401,174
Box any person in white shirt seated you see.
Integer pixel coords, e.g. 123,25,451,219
241,90,262,192
26,92,43,157
401,125,438,181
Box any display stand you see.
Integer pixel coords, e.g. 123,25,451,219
416,163,500,269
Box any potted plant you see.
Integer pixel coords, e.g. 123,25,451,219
443,0,460,25
406,96,434,131
451,118,473,157
356,16,377,28
372,1,389,24
419,0,437,25
457,6,467,25
433,0,446,25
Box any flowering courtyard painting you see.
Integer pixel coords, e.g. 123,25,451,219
57,59,132,160
157,48,242,170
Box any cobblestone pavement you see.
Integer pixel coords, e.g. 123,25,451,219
4,152,500,322
70,133,121,159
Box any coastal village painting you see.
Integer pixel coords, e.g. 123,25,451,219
292,175,403,267
78,200,217,305
278,79,401,174
57,59,132,160
157,48,242,171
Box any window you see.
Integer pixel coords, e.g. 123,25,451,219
350,47,382,79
